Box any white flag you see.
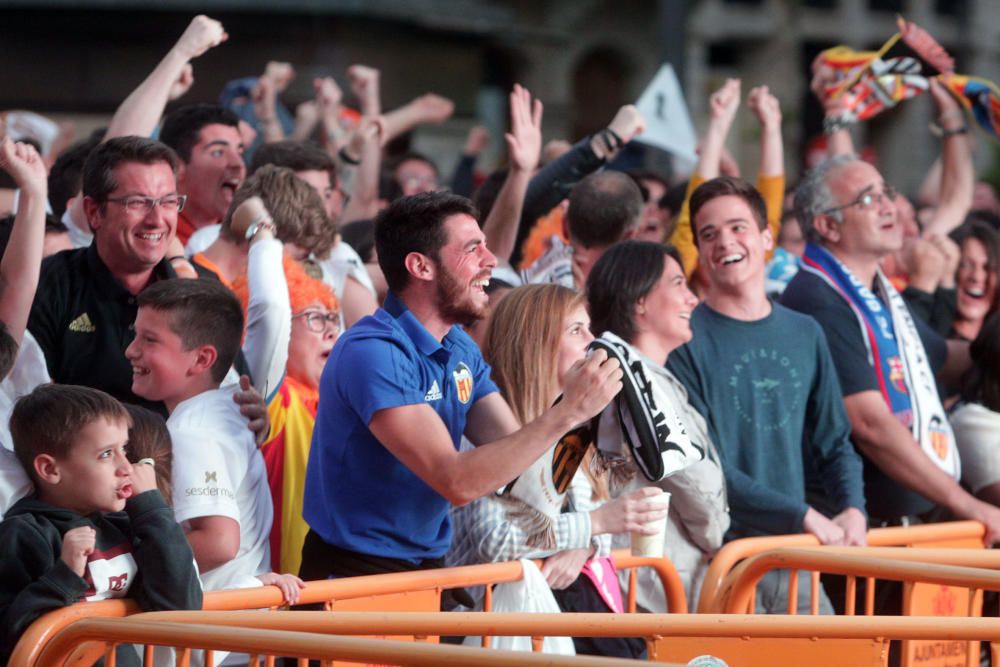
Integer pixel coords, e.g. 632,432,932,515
633,65,697,163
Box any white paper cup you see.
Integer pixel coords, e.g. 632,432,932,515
630,490,671,558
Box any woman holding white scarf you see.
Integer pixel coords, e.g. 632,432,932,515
586,240,730,611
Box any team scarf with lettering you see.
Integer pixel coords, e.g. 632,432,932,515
801,243,959,478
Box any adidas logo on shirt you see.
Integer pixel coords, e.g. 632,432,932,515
68,313,96,333
424,380,442,402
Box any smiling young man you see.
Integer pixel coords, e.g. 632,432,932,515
783,156,1000,543
300,191,623,579
666,176,866,614
159,105,246,245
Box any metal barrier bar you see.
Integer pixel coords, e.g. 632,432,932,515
120,610,1000,641
33,618,654,667
14,551,685,665
712,548,1000,614
697,521,987,613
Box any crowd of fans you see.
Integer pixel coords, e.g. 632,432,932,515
0,13,999,662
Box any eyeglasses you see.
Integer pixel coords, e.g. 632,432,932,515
106,194,188,215
293,310,341,334
822,185,898,215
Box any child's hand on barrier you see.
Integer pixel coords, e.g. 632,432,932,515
257,572,306,605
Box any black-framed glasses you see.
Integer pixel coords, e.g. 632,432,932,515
293,310,341,334
106,194,188,215
822,185,898,215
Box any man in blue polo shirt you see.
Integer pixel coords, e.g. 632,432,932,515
300,192,623,578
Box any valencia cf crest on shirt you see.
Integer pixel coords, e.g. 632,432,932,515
453,362,473,404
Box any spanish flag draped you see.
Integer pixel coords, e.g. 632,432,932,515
261,376,319,575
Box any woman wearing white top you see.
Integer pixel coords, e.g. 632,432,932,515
586,240,730,611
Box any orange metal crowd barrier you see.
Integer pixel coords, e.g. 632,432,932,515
704,546,1000,667
12,551,684,667
32,616,659,667
696,520,987,613
93,610,1000,667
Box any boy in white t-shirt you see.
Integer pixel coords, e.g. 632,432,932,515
125,277,303,601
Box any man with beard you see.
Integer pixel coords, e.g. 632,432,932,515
300,192,623,579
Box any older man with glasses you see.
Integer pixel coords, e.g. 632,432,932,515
27,136,264,425
782,154,1000,544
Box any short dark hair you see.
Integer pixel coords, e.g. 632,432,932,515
48,133,104,216
566,171,643,248
689,176,768,245
0,321,17,380
123,403,174,505
586,240,682,342
137,279,244,384
159,104,241,163
220,165,334,257
10,384,130,482
249,140,337,187
82,136,179,204
963,313,1000,412
374,192,479,294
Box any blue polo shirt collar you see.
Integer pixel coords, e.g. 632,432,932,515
383,291,446,358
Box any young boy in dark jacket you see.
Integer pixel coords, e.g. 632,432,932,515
0,383,202,665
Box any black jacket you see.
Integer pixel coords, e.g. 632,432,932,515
0,490,202,665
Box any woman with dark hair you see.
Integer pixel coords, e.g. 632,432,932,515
951,313,1000,507
950,221,1000,342
587,239,729,611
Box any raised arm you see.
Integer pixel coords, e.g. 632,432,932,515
697,79,741,181
379,93,454,144
0,139,47,345
450,126,490,197
314,76,348,156
670,79,740,276
481,84,542,263
810,54,856,158
747,85,786,259
922,78,974,238
230,196,291,402
340,66,384,225
105,15,227,141
339,118,383,225
369,351,621,507
518,104,644,250
251,63,296,145
747,85,783,178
